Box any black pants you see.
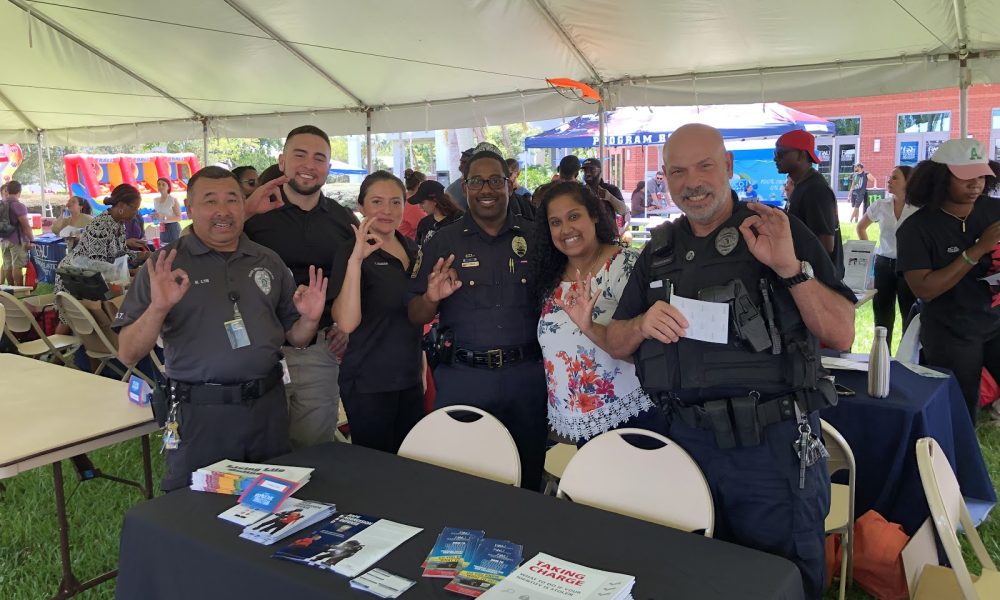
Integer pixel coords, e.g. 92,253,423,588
921,321,1000,424
161,383,290,492
434,361,548,491
668,411,829,600
340,383,425,454
872,255,917,348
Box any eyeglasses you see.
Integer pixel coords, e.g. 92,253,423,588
466,176,509,191
773,148,797,159
240,178,257,186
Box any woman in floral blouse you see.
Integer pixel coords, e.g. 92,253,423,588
530,182,667,445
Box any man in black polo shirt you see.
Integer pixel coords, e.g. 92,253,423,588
582,157,630,233
775,130,845,279
244,125,359,449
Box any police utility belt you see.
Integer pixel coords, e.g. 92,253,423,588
455,345,541,369
662,380,834,450
151,364,283,426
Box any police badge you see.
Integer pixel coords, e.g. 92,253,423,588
512,235,527,258
715,227,739,256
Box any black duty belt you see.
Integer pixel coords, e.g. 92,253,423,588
169,364,283,405
666,391,805,449
455,345,541,369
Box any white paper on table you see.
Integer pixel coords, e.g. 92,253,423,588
899,361,950,379
670,294,730,344
980,272,1000,286
821,356,869,372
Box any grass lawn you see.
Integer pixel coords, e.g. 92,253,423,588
1,221,997,600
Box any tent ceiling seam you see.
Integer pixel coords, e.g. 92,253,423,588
890,0,955,51
223,0,366,108
0,86,38,131
8,0,201,119
528,0,602,84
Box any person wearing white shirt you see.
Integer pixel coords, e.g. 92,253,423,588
154,177,183,245
856,165,919,347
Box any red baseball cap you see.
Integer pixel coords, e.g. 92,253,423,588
776,130,820,164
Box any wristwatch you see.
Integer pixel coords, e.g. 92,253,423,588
779,261,814,288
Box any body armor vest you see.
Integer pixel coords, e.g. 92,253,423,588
635,202,821,401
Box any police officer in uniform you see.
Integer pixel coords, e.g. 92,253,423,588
116,166,328,491
408,143,547,490
605,125,856,599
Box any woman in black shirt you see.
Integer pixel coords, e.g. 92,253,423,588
330,171,423,453
409,180,464,246
896,139,1000,422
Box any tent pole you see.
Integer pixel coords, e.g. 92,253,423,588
598,100,606,176
365,109,373,172
959,59,970,138
37,130,47,210
201,118,209,167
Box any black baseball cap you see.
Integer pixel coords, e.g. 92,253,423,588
407,179,446,205
581,157,601,169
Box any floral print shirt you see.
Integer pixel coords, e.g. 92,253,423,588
538,247,654,441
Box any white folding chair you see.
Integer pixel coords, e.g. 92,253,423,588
0,290,79,365
913,437,1000,599
542,442,577,496
556,428,714,536
398,405,521,486
54,292,158,385
821,419,857,600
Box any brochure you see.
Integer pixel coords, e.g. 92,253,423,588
350,569,416,599
443,538,523,597
237,474,300,512
191,459,313,496
238,498,335,545
273,513,422,577
421,527,485,577
218,503,270,527
479,552,635,600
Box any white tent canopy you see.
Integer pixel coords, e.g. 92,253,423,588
3,0,1000,146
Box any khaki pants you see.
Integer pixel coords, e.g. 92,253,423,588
282,332,342,448
1,240,28,269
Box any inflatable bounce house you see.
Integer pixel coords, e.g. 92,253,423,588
0,143,22,185
64,153,201,210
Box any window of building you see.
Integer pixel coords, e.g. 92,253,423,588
897,112,951,133
830,117,861,136
992,108,1000,129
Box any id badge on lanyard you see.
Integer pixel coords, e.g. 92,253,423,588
224,292,251,349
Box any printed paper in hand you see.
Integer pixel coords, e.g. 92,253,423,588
670,294,729,344
980,271,1000,286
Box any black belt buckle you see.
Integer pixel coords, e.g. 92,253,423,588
486,349,504,369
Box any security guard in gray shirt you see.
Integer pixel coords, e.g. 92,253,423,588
115,166,328,491
604,125,856,600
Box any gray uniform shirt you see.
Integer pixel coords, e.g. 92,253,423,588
113,233,300,384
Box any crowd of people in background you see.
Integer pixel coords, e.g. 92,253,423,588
1,122,999,600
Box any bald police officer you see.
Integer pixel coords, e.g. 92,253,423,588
605,124,856,599
116,166,328,491
408,143,547,490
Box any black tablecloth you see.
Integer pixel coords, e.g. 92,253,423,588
821,362,996,534
116,443,804,600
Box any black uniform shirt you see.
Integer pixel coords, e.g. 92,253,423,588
244,191,359,331
113,233,299,384
787,170,845,280
408,211,538,351
896,196,1000,338
329,232,421,393
614,196,855,321
415,212,463,248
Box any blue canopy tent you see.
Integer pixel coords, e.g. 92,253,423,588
526,103,832,210
329,159,368,176
524,103,834,149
